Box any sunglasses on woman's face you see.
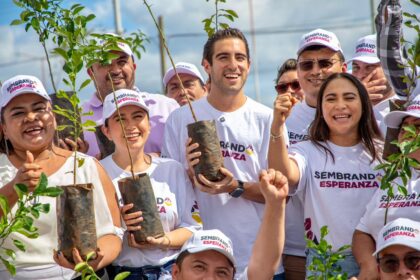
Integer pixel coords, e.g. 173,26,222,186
275,80,300,94
378,252,420,273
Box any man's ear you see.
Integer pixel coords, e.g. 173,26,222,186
87,67,94,79
133,63,137,71
171,264,180,279
341,62,348,73
202,59,211,75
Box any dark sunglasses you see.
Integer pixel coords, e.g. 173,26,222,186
298,58,339,71
275,80,300,94
378,253,420,273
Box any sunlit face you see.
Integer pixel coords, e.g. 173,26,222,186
166,73,207,106
1,94,56,153
378,245,420,280
203,38,250,96
172,250,235,280
101,105,150,152
297,48,346,107
276,70,304,101
321,78,362,142
89,51,136,101
398,116,420,161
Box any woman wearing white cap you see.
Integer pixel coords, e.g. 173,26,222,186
98,89,201,279
0,75,122,279
269,72,383,277
353,95,420,280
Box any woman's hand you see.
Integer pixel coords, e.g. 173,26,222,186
12,151,42,191
127,233,171,250
120,203,142,231
272,92,296,128
53,248,104,271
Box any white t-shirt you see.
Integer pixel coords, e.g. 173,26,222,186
161,96,288,275
289,141,382,251
283,101,316,257
100,156,202,267
0,153,116,279
357,168,420,242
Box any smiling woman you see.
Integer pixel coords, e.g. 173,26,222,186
98,89,202,280
0,75,122,280
268,72,384,277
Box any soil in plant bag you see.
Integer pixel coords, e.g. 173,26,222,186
187,120,225,182
383,99,406,160
57,183,97,262
95,128,115,159
118,174,164,244
50,92,84,145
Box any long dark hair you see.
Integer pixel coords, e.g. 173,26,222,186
309,72,383,162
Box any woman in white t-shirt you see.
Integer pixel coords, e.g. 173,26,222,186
268,72,383,278
98,89,201,280
0,75,122,280
352,95,420,280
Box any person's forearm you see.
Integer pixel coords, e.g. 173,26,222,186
268,124,298,186
166,228,194,249
241,181,265,203
96,234,122,269
247,200,285,280
352,230,378,278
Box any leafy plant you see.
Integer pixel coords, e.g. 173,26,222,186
306,226,350,280
0,174,63,275
401,0,420,98
75,252,130,280
202,0,238,37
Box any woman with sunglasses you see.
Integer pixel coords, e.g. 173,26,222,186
374,218,420,279
268,72,383,277
352,95,420,280
0,75,122,279
275,59,304,101
99,89,201,280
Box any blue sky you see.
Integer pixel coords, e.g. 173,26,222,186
0,0,418,107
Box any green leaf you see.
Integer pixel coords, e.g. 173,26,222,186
53,47,68,60
86,251,96,261
10,19,23,26
78,79,91,92
115,271,131,280
14,184,28,200
0,256,16,276
12,239,26,252
39,187,63,197
74,261,89,272
0,195,10,217
5,248,16,260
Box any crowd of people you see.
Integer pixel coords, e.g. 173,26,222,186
0,0,419,279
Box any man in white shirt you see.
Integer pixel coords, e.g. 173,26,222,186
162,28,288,278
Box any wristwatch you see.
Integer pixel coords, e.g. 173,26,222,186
229,180,245,198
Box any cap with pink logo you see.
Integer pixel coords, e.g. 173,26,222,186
99,33,133,57
348,34,380,64
373,218,420,256
177,229,236,266
100,89,149,125
163,62,205,87
1,75,51,110
297,28,342,55
384,95,420,128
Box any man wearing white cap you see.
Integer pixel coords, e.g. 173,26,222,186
163,62,207,106
81,34,179,158
349,34,397,135
374,218,420,279
172,168,288,280
269,28,347,279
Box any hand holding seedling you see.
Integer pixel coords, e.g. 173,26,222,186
361,69,389,103
58,137,89,154
53,247,103,271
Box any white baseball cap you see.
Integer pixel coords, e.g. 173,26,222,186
374,218,420,256
384,95,420,128
297,28,343,55
177,229,236,266
348,35,380,64
99,33,133,57
163,62,205,87
100,89,148,125
1,75,51,110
